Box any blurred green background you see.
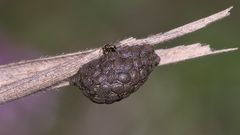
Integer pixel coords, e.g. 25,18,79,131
0,0,240,135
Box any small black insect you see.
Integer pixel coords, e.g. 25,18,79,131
71,43,160,104
102,44,117,55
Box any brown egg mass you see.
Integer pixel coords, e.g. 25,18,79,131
71,44,160,104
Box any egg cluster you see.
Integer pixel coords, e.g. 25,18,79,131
71,44,160,104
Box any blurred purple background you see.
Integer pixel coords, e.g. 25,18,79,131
0,0,240,135
0,34,59,135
